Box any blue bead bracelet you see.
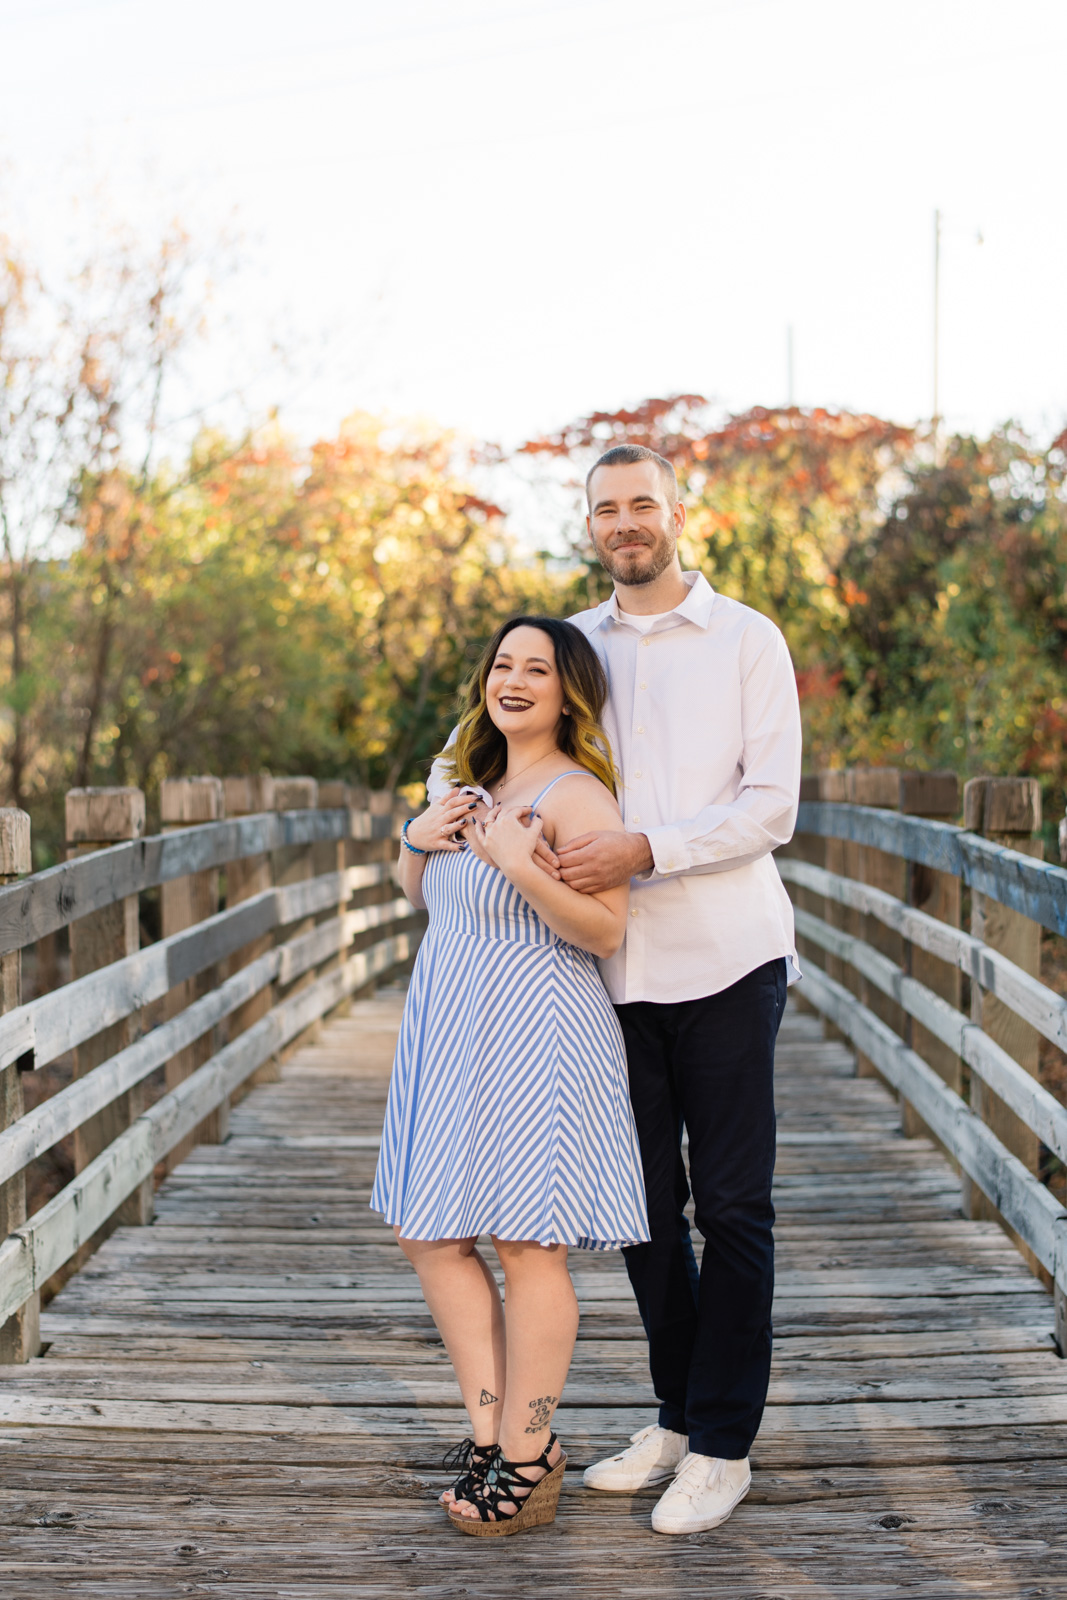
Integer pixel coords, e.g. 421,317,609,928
401,819,426,856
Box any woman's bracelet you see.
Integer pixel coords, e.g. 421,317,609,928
401,818,427,856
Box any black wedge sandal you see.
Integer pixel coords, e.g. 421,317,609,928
447,1434,566,1537
439,1437,497,1508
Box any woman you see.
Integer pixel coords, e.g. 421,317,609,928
370,615,648,1536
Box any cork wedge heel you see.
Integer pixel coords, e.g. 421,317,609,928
447,1436,567,1537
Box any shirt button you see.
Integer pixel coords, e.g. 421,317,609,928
639,682,647,691
632,814,640,823
642,638,650,647
634,770,642,779
636,725,645,734
630,908,639,917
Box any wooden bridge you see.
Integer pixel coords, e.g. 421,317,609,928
0,768,1065,1596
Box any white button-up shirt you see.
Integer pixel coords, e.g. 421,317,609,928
429,571,801,1005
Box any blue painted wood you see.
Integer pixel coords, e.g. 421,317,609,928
793,801,1067,938
0,809,395,956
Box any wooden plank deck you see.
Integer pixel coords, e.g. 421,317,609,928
1,993,1065,1597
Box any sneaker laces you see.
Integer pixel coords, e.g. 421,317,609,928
627,1423,661,1447
670,1453,728,1502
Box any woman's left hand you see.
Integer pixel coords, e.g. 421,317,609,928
476,804,542,875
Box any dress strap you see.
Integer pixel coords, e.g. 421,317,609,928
529,770,598,809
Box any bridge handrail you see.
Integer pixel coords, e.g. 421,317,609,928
796,801,1067,937
798,962,1067,1299
778,861,1067,1163
0,926,415,1326
0,863,402,1076
782,794,1067,1326
0,793,423,1341
0,807,394,958
779,858,1067,1054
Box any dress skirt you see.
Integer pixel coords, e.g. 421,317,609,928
370,845,649,1251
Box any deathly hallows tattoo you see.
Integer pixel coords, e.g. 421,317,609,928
479,1389,499,1406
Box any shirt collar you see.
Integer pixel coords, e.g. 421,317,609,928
591,569,717,633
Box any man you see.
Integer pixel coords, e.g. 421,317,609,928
431,443,801,1534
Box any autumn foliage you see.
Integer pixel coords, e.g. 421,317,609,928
3,224,1067,866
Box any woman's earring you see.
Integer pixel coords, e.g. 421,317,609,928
562,705,571,715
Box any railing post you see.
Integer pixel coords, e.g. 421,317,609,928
223,775,278,1093
317,781,354,989
899,772,962,1137
816,770,854,1042
66,786,153,1230
271,777,319,1055
846,769,908,1075
781,776,820,1015
160,776,227,1173
961,778,1043,1251
0,808,39,1361
223,771,281,1094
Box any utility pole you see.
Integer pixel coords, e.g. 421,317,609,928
932,207,942,439
786,324,795,407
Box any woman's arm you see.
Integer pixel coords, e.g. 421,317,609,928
477,780,629,959
397,789,482,910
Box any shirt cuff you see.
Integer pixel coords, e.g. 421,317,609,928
644,823,689,878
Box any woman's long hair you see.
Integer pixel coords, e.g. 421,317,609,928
442,616,617,796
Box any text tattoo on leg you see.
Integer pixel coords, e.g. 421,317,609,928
525,1395,558,1433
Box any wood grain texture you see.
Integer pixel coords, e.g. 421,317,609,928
0,807,38,1362
0,810,394,956
0,997,1062,1595
795,798,1067,937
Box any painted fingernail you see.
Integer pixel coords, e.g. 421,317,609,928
468,802,477,809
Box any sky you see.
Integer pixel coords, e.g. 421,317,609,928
1,0,1066,474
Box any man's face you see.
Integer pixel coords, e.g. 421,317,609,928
586,460,684,587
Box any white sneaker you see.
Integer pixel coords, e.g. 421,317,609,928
650,1452,751,1534
583,1424,689,1491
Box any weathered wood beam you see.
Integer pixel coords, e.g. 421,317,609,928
0,895,412,1189
0,929,415,1325
778,859,1067,1054
0,808,38,1363
795,801,1067,935
792,908,1067,1164
0,807,394,956
0,863,399,1078
223,776,277,1082
162,778,228,1167
961,778,1044,1251
795,962,1067,1301
67,786,153,1233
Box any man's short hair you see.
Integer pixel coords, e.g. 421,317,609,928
586,444,679,509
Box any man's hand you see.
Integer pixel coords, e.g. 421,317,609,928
531,834,562,879
556,830,654,894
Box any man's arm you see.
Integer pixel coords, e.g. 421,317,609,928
425,732,458,804
557,627,801,893
642,626,801,879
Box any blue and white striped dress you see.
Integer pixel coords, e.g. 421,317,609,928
370,774,649,1251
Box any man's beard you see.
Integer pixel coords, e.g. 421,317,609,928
593,532,676,588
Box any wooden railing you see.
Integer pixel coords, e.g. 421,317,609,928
0,777,424,1362
778,769,1067,1354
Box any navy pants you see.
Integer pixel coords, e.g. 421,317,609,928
615,957,786,1460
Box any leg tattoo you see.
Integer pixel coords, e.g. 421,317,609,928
525,1394,558,1433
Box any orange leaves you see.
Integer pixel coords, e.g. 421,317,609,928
795,665,843,703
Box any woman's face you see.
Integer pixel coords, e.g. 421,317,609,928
486,626,565,741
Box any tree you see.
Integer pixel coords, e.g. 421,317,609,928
0,220,225,829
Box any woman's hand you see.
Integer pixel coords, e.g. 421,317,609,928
404,789,482,853
476,804,542,876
